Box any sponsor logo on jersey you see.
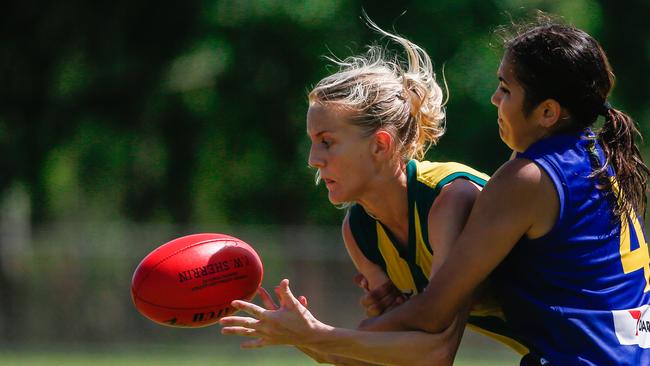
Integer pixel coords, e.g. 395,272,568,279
612,305,650,348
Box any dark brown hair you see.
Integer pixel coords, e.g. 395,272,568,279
501,15,649,219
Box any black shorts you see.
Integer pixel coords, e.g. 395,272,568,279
520,353,551,366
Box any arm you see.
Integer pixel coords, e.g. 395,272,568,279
342,214,407,317
426,178,481,276
360,159,559,333
221,279,465,366
219,179,487,365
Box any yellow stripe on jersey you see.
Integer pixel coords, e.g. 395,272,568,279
415,161,490,188
376,224,418,294
413,204,433,283
376,206,435,295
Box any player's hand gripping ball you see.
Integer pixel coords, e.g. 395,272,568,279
131,233,263,328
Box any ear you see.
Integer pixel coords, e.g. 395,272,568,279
535,98,562,128
372,130,393,159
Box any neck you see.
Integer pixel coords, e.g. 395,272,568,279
357,162,409,236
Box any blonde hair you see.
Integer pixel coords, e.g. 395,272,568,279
308,18,446,161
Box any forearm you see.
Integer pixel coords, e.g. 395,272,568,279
297,346,379,366
304,321,460,366
358,293,456,334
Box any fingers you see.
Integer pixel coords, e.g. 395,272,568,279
219,315,259,327
221,326,257,337
275,279,300,308
353,273,370,291
362,280,403,306
365,304,381,318
258,287,279,310
220,316,260,338
269,279,308,308
365,294,405,316
231,299,268,319
369,290,406,311
390,295,406,308
297,295,308,307
360,280,407,316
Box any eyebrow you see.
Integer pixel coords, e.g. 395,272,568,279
498,76,509,85
307,129,333,138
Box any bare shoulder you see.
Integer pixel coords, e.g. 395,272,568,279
428,178,482,235
484,158,559,238
490,158,547,186
436,177,481,206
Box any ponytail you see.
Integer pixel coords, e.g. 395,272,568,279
500,17,649,219
596,107,650,218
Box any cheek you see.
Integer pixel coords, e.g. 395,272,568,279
503,104,518,127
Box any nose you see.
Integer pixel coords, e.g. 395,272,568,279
308,144,325,169
491,88,501,107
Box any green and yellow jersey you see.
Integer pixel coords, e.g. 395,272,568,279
348,159,528,355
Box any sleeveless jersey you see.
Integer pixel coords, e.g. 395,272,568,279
493,130,650,365
349,160,530,355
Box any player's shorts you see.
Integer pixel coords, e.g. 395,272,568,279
520,353,551,366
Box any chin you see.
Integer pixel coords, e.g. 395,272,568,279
328,192,349,205
328,195,344,205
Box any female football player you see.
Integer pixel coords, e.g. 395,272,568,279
358,16,650,365
220,18,527,366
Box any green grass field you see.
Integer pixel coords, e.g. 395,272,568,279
0,334,521,365
0,350,516,366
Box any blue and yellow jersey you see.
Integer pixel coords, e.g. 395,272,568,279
493,130,650,365
349,160,530,355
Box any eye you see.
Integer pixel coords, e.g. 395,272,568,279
499,86,510,94
321,138,331,148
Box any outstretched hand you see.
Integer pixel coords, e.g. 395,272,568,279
220,279,327,348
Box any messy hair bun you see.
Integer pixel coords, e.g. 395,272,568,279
309,16,446,161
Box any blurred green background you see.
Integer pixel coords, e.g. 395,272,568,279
0,0,648,365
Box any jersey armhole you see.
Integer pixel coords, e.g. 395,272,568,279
522,156,567,238
348,205,383,267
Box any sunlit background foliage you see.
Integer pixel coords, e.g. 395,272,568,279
3,0,647,227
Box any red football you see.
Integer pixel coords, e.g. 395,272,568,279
131,233,263,328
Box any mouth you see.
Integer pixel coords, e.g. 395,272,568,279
322,178,336,189
497,118,505,131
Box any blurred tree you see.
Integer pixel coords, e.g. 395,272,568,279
0,0,646,228
0,0,200,223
